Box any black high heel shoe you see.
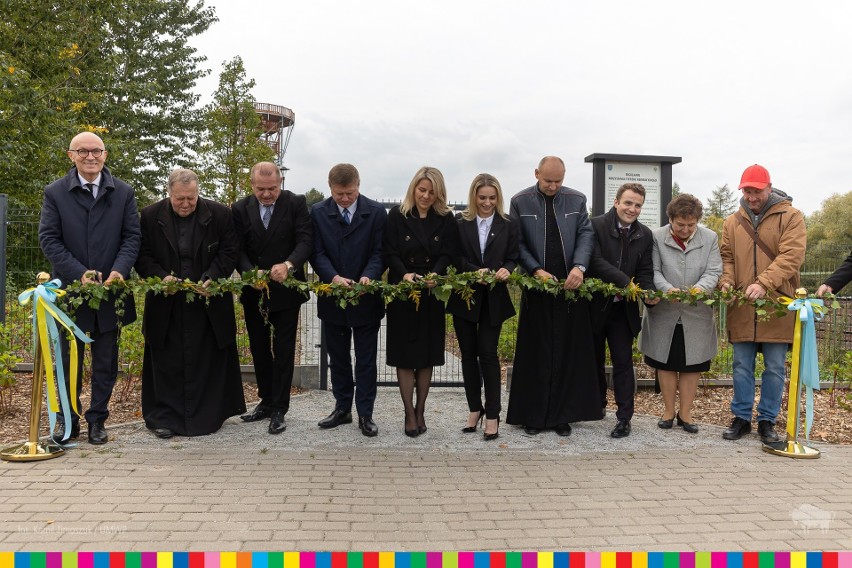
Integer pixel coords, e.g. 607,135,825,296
404,412,420,438
676,412,699,434
658,414,675,429
462,410,484,433
483,417,500,441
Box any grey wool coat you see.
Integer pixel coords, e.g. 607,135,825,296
639,225,723,366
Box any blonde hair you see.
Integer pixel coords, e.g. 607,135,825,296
461,173,507,221
400,166,451,217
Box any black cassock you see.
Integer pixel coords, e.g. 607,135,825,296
136,198,246,436
507,192,602,429
506,292,602,429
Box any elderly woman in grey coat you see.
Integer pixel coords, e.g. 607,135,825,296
639,194,722,433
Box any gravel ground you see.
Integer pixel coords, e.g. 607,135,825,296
97,388,773,456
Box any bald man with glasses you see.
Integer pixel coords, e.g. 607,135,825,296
39,131,141,445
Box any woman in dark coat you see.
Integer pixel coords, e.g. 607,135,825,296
447,174,519,440
383,166,458,437
135,168,246,438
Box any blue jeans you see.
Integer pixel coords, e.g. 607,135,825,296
731,341,788,423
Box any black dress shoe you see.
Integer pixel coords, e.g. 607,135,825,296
722,417,751,440
241,405,271,422
758,420,780,443
611,420,631,438
676,413,699,434
87,422,108,445
658,416,675,429
318,409,353,429
524,426,541,435
555,423,572,437
359,416,378,437
54,421,80,440
268,411,287,434
153,428,174,439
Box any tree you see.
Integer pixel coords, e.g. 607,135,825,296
705,183,738,219
804,192,852,286
671,181,681,198
304,188,325,207
197,56,274,204
0,1,217,207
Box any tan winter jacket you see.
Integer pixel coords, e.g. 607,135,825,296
719,199,806,343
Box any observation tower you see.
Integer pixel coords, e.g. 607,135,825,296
254,102,295,176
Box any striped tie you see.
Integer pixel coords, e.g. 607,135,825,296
262,205,272,229
342,208,351,225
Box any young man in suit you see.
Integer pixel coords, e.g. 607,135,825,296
232,162,313,434
310,163,387,437
39,131,141,445
587,183,658,439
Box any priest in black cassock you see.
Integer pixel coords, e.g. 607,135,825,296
135,168,246,439
506,156,602,437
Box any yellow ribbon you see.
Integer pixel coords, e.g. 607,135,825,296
18,281,92,418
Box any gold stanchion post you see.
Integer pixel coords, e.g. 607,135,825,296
762,288,820,458
1,272,66,462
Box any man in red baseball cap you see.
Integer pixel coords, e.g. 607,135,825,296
718,164,806,447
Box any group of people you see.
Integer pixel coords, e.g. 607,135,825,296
39,131,850,447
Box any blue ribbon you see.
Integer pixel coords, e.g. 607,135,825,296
787,298,825,440
18,279,92,445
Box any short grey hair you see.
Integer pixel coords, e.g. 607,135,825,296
168,168,199,192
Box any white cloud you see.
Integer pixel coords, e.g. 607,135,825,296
192,0,852,214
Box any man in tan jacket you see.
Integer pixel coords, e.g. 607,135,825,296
719,164,806,445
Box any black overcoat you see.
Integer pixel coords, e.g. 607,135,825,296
38,166,141,331
587,207,655,336
382,206,458,368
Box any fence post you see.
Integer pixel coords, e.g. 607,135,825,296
0,194,7,323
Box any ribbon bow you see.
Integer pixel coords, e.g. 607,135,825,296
18,279,92,443
780,296,826,440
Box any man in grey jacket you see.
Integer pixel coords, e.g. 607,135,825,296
506,156,601,436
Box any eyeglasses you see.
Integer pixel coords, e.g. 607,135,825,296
69,148,105,157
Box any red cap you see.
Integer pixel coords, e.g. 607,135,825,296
739,164,771,190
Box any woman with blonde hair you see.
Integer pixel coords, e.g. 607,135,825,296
383,167,459,437
448,174,519,440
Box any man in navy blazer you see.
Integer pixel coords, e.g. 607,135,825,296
310,163,387,437
38,131,141,444
232,162,313,435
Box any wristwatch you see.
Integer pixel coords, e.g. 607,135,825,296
574,265,586,273
284,261,295,271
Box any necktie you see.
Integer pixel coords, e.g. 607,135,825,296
262,205,272,229
85,183,95,199
342,208,351,225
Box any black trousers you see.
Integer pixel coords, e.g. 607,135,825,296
60,321,119,425
593,301,636,422
452,297,503,420
244,304,300,413
324,319,381,417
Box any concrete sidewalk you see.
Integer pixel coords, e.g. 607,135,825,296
1,389,850,551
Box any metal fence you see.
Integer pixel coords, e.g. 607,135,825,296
3,201,850,386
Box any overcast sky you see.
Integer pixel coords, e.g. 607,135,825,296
191,0,852,216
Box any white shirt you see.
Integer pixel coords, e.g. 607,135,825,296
337,201,357,220
477,214,494,257
77,173,102,199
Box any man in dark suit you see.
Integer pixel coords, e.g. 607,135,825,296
817,250,852,297
587,182,657,439
310,163,387,437
39,131,141,445
232,162,313,434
